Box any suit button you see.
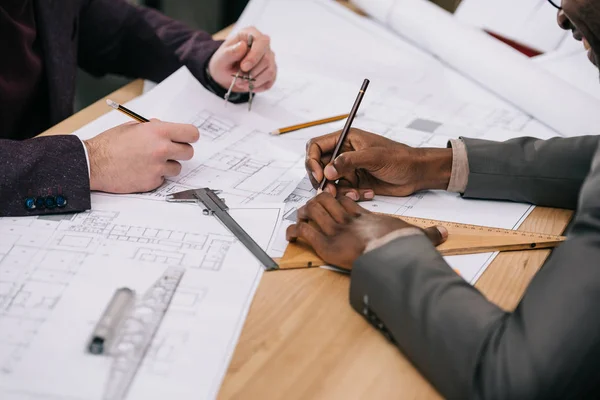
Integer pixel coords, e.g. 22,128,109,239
362,295,370,316
56,195,67,208
35,197,46,209
45,196,57,209
25,197,36,210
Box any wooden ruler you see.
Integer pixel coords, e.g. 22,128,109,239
274,215,566,270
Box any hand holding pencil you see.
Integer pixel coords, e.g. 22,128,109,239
305,127,453,201
79,100,200,195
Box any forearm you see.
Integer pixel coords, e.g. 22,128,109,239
351,141,600,398
0,136,91,216
351,231,600,399
461,136,599,209
78,0,219,86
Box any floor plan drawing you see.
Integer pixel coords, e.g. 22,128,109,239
173,130,305,205
0,197,283,398
189,110,236,142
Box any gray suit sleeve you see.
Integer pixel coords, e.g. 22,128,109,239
349,142,600,399
462,135,600,209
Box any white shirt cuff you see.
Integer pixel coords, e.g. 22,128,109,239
80,138,91,177
447,139,469,193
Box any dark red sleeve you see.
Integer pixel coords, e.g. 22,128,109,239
0,135,91,217
77,0,222,87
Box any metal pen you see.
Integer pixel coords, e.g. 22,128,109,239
88,287,135,355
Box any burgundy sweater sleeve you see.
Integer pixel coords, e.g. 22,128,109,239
77,0,221,86
0,135,91,217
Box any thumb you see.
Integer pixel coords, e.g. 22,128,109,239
324,149,384,181
423,226,448,246
219,41,248,65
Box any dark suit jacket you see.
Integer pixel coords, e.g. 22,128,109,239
0,0,230,217
350,135,600,399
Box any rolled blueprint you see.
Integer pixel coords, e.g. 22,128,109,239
352,0,600,137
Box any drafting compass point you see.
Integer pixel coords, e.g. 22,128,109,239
167,188,279,271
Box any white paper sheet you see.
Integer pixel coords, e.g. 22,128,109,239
534,49,600,100
75,68,306,206
352,0,600,137
455,0,569,53
235,0,554,284
0,195,284,400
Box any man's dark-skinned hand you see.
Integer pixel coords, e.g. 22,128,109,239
286,193,448,270
305,129,453,201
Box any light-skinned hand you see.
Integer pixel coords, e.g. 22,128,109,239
208,26,277,93
286,193,448,270
305,128,453,200
84,120,199,193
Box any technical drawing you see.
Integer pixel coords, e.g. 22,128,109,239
190,110,236,142
200,237,235,271
177,130,303,204
0,203,243,377
143,331,191,377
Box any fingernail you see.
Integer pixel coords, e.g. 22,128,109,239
364,190,374,200
312,171,319,182
231,42,242,51
436,226,448,240
345,192,359,201
324,165,338,179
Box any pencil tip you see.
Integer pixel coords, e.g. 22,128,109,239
106,99,119,109
270,130,280,135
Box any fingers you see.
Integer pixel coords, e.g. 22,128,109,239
337,196,369,216
163,160,182,178
325,148,383,182
337,187,375,202
220,40,249,67
232,55,277,93
297,202,337,235
168,142,194,161
157,122,200,144
423,226,448,246
286,222,326,255
240,33,271,72
299,193,350,225
305,132,343,187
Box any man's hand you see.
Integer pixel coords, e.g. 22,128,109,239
208,26,277,93
84,120,199,193
306,128,453,200
286,193,448,270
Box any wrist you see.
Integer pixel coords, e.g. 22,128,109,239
413,148,453,191
83,139,102,192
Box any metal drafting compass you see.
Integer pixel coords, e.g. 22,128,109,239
167,188,279,271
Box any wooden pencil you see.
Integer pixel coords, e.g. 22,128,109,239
270,113,350,135
317,79,370,193
106,99,149,123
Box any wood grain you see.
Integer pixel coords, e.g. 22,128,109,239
38,18,575,400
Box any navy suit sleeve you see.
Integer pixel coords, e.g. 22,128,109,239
76,0,247,103
0,135,91,217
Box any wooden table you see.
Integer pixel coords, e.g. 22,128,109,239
40,15,573,400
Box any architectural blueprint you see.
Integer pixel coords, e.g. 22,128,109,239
75,69,306,207
0,195,283,400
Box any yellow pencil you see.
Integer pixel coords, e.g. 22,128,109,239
270,113,350,135
106,99,149,123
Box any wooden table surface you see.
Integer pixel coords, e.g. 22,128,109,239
39,12,574,400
